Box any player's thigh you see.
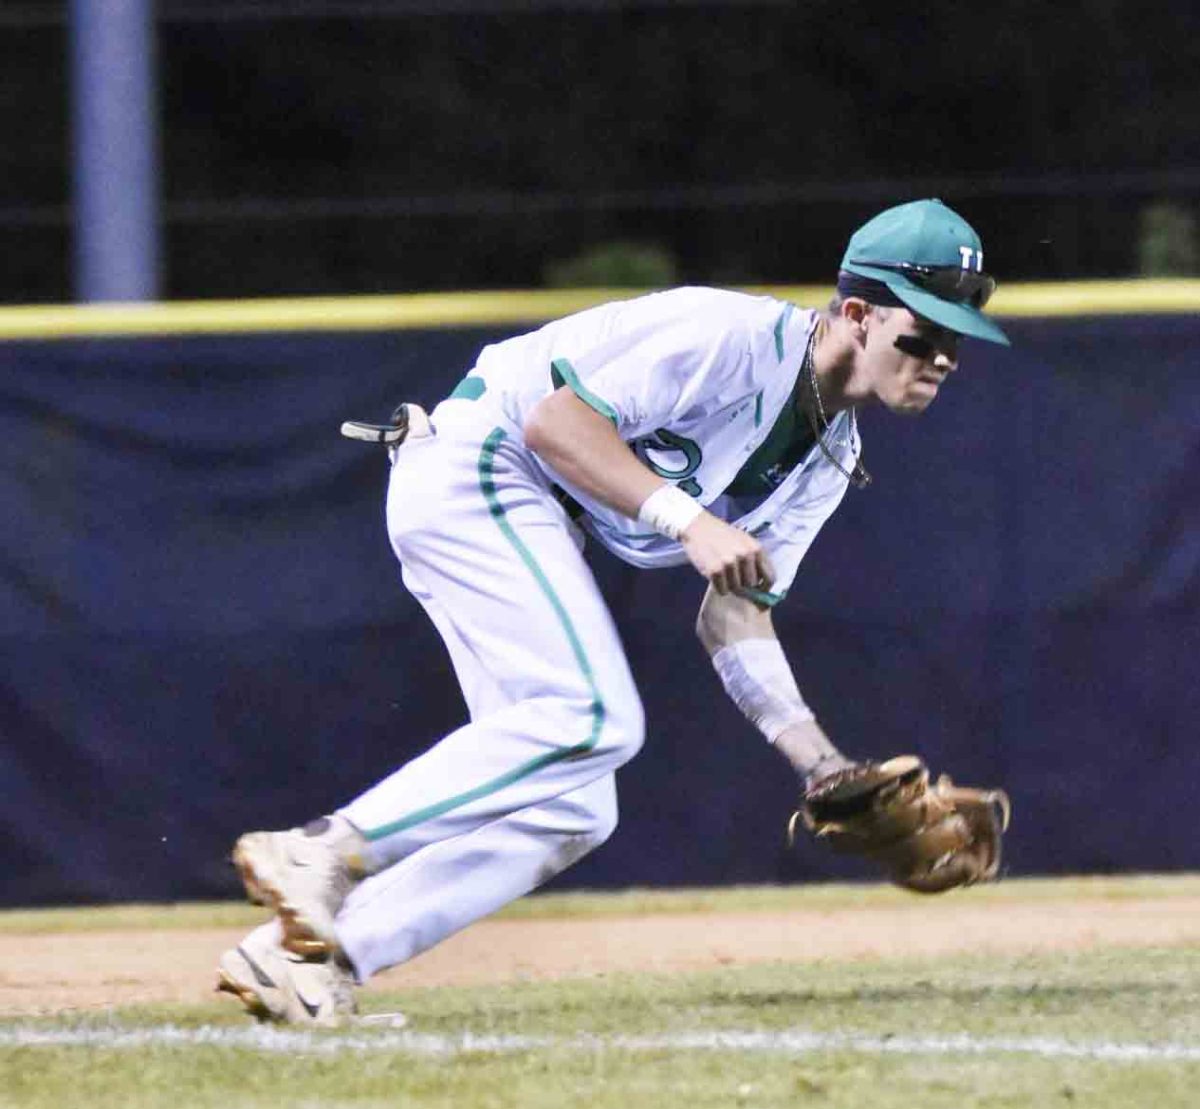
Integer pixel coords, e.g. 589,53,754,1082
401,563,507,721
387,430,641,725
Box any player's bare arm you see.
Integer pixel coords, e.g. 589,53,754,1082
525,388,771,593
677,513,772,596
695,580,774,651
696,586,849,784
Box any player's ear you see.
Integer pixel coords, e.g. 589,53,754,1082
840,297,870,342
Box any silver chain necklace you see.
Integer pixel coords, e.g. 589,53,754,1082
801,323,873,490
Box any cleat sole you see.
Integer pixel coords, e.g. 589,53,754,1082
215,969,274,1022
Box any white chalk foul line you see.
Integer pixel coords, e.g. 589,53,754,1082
2,1025,1200,1062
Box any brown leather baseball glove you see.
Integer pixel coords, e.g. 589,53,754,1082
788,755,1011,893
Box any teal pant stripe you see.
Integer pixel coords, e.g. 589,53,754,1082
363,427,606,842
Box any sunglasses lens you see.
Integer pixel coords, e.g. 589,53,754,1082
955,272,995,307
924,269,996,307
894,334,935,359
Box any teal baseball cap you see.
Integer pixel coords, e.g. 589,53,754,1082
840,198,1010,346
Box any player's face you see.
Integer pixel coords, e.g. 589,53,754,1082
864,307,960,415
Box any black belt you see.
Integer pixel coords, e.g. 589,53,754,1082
550,483,586,522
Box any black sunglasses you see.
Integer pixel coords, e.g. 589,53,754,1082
893,333,938,360
850,259,997,308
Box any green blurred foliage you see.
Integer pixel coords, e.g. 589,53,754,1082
543,240,679,288
1137,202,1199,276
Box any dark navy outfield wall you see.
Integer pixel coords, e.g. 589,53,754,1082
3,311,1199,905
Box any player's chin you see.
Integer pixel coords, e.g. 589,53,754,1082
886,385,939,416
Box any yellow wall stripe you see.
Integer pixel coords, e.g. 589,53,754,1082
0,280,1197,341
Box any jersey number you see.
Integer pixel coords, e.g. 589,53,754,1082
633,430,703,497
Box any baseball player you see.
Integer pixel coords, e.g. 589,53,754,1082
216,199,1011,1026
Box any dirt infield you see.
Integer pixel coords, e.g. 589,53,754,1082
6,894,1200,1017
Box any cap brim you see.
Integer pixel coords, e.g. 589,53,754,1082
843,262,1011,346
893,285,1011,346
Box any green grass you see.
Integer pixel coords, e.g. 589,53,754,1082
3,881,1200,1108
5,949,1200,1108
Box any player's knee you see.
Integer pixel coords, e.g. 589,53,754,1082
577,782,620,851
536,780,619,870
602,693,645,767
545,685,642,767
590,799,620,848
577,812,618,855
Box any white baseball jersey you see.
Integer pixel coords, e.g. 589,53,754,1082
460,286,863,602
330,288,864,978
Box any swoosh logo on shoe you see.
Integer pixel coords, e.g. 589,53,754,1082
286,956,325,1019
238,946,276,989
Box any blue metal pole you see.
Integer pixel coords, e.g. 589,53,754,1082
69,0,162,302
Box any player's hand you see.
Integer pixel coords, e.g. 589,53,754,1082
679,513,774,595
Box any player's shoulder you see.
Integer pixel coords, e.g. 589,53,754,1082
616,287,798,347
629,285,785,318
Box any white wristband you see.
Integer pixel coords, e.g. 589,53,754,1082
711,638,815,742
637,483,704,540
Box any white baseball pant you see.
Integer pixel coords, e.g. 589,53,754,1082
333,400,646,979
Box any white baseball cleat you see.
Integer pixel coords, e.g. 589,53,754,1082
216,924,357,1027
232,818,367,959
